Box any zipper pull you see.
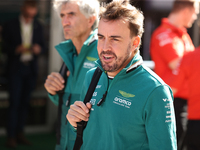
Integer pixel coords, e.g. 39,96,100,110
97,91,107,106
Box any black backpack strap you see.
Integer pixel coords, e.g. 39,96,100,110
73,67,102,150
56,62,68,145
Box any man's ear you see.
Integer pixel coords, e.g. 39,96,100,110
182,7,190,16
132,36,140,49
88,16,96,29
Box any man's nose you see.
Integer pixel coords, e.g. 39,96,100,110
102,40,111,51
62,16,70,26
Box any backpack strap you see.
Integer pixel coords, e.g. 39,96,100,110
73,67,103,150
56,62,68,145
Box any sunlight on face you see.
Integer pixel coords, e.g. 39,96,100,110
97,19,134,76
60,2,90,40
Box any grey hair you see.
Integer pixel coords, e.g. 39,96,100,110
53,0,100,30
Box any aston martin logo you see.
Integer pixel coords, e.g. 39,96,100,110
119,90,135,98
86,56,97,61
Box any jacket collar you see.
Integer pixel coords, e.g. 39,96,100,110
54,29,98,75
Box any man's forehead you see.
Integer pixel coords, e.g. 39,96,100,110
99,19,128,27
99,19,129,29
98,19,130,38
60,2,79,12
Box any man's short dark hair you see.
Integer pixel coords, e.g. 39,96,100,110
171,0,196,13
99,0,144,38
23,0,38,8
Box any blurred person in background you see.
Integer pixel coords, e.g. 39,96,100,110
170,47,200,150
150,0,199,148
44,0,99,149
2,0,45,148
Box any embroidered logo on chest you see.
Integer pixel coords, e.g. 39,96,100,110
83,57,97,69
113,90,134,109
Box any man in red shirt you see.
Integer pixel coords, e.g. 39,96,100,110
170,48,200,150
150,0,199,148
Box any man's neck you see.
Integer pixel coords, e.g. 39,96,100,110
107,70,120,78
72,30,93,54
168,13,184,28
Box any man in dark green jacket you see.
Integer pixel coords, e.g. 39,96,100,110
67,0,177,149
44,0,99,149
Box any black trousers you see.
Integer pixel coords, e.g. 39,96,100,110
7,63,36,137
186,120,200,150
174,97,187,148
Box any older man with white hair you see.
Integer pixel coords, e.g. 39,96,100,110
44,0,99,149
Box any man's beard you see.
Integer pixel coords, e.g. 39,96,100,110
99,43,132,72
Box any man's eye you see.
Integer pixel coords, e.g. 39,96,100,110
69,13,75,16
113,39,119,41
98,36,104,39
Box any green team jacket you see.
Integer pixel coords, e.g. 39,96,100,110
77,51,177,150
48,29,98,150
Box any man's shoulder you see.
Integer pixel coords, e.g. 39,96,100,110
56,40,73,49
4,18,19,28
152,25,173,39
86,67,98,77
140,66,173,96
151,26,179,48
139,65,167,86
84,67,100,85
120,66,172,100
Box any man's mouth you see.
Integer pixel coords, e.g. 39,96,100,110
102,55,115,62
100,51,116,62
104,56,112,59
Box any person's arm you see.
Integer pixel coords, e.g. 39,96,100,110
31,44,42,55
168,57,181,70
144,85,177,150
2,21,20,57
160,43,182,72
44,72,65,105
15,45,29,54
67,101,91,128
154,32,183,71
169,58,186,95
33,20,46,55
48,93,59,106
